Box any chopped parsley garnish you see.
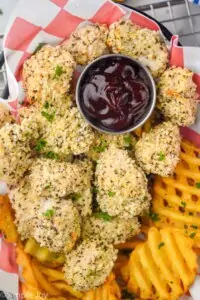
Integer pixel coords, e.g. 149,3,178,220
184,225,188,229
53,65,64,79
41,111,55,122
148,211,160,222
70,193,81,201
124,135,133,150
95,212,112,222
108,191,116,197
43,209,54,218
158,242,165,249
44,151,58,160
191,225,198,229
43,101,50,109
33,42,46,54
91,187,98,194
44,184,51,189
35,139,47,152
93,140,107,153
181,201,186,208
158,152,165,161
189,232,196,239
195,182,200,189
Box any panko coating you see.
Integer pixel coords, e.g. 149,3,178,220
32,198,81,253
95,146,151,219
10,178,81,252
107,19,168,78
9,179,39,239
0,124,32,185
22,45,76,105
29,158,93,217
0,103,14,128
88,131,136,161
157,67,198,126
62,24,108,65
43,107,95,156
82,215,140,245
18,95,73,121
64,240,118,291
135,121,181,177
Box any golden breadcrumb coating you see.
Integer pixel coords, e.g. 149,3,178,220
96,146,151,219
107,19,168,78
62,24,108,65
82,215,140,244
135,121,181,176
22,45,76,105
157,67,198,126
64,240,118,291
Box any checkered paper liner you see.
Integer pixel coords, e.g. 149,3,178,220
0,0,200,299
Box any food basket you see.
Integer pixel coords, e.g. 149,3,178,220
0,0,200,299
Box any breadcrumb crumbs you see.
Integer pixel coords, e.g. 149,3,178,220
0,124,32,185
62,24,108,65
64,240,118,291
9,179,38,239
32,198,81,253
107,19,168,78
82,215,140,244
87,131,136,161
135,121,181,176
29,158,93,217
95,146,151,219
157,67,198,126
22,45,76,105
43,107,94,156
0,103,14,128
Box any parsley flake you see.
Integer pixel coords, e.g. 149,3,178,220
190,232,196,239
148,211,160,222
158,242,165,249
181,201,186,208
189,212,194,216
53,65,64,79
95,212,112,222
41,111,55,122
44,184,51,189
93,140,108,153
124,135,133,150
35,139,47,152
33,43,46,54
43,209,54,218
195,182,200,189
108,191,116,197
43,101,50,109
70,193,81,201
44,151,58,160
158,152,165,161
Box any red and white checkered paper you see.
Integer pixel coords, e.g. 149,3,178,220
1,0,200,299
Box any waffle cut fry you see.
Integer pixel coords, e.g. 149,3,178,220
152,140,200,248
121,227,197,300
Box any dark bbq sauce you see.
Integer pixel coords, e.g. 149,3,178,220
80,56,151,131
